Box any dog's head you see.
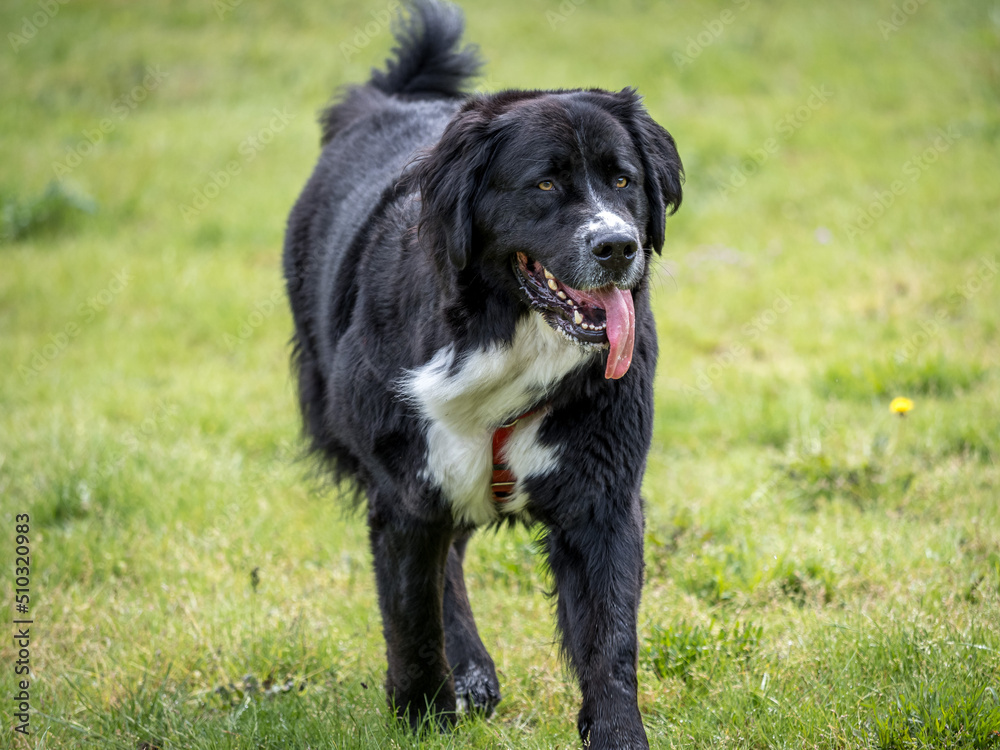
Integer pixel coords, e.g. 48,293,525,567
413,88,683,378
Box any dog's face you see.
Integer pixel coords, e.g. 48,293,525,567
415,88,683,378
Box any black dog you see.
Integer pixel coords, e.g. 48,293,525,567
283,2,682,746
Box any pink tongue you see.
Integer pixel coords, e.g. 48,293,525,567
575,286,636,379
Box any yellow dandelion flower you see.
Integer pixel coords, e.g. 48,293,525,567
890,397,914,415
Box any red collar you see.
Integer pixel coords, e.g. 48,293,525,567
490,408,541,503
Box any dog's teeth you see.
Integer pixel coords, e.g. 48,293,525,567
556,290,567,300
547,278,559,291
573,310,583,325
543,268,555,280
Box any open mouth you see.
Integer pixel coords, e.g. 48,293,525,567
514,253,607,344
513,252,636,379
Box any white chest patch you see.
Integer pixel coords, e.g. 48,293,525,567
403,313,592,525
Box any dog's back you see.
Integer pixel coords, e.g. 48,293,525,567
283,0,481,476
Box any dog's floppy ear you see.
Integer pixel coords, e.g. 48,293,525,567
623,92,684,255
410,102,496,271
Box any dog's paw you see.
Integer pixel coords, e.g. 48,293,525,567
453,663,501,717
578,715,649,749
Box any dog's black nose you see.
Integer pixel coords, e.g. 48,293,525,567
589,231,638,273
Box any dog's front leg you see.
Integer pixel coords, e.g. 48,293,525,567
545,500,648,749
368,505,456,729
444,532,502,715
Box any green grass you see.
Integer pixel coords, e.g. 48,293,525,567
2,0,999,747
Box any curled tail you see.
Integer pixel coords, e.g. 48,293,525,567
321,0,483,144
370,0,483,97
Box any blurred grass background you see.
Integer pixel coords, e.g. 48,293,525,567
1,0,999,747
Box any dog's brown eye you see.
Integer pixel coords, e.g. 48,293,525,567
615,176,629,188
538,180,554,191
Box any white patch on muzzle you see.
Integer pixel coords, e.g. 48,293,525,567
587,209,633,237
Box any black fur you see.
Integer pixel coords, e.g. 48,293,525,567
283,2,683,747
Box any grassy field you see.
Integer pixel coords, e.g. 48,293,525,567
2,0,999,747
